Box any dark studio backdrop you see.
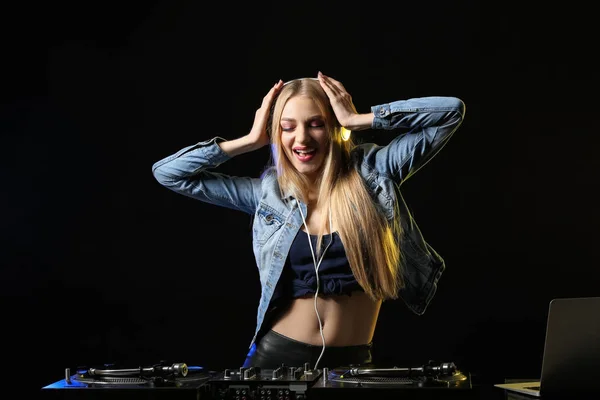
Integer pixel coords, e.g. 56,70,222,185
1,0,597,396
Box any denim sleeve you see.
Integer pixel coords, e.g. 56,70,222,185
368,96,466,183
151,137,261,215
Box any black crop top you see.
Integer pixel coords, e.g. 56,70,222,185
271,230,363,304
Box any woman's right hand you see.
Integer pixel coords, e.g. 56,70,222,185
247,80,284,149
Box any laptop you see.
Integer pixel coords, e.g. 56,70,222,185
494,297,600,398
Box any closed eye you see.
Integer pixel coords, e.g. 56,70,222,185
281,125,324,132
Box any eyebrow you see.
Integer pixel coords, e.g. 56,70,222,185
281,115,323,122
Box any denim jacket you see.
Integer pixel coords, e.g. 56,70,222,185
152,96,466,349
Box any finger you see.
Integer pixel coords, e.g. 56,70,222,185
321,73,347,94
268,79,283,95
262,80,283,106
271,80,283,98
318,72,340,97
319,71,346,93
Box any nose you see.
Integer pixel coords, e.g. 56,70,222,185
295,125,311,144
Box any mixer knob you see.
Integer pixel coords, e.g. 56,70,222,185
243,367,258,380
293,367,303,379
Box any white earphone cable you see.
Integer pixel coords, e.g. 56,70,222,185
298,203,333,370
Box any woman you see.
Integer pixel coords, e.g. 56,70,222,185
152,72,466,369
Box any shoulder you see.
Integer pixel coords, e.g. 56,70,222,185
259,166,278,182
258,167,283,194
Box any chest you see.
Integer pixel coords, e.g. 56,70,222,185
299,205,334,235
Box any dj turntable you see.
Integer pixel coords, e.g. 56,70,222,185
310,360,474,399
41,359,474,400
41,361,215,400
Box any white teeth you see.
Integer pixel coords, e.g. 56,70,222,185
294,149,315,155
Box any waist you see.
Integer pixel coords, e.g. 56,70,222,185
270,291,382,346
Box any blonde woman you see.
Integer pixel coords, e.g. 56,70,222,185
152,72,466,369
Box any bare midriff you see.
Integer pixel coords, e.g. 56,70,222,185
270,291,382,346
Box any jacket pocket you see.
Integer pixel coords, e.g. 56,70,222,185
254,205,284,246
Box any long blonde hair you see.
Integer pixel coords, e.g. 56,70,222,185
267,78,403,301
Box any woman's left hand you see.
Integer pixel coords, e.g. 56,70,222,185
317,71,361,130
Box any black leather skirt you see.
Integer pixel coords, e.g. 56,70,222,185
242,329,373,369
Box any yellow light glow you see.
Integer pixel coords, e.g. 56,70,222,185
341,127,351,141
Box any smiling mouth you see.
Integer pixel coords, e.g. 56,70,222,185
293,149,316,162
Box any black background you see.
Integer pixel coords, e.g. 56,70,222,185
2,0,598,396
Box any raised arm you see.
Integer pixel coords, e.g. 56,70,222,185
151,80,285,214
219,80,285,156
317,72,466,183
368,95,466,183
151,137,261,214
